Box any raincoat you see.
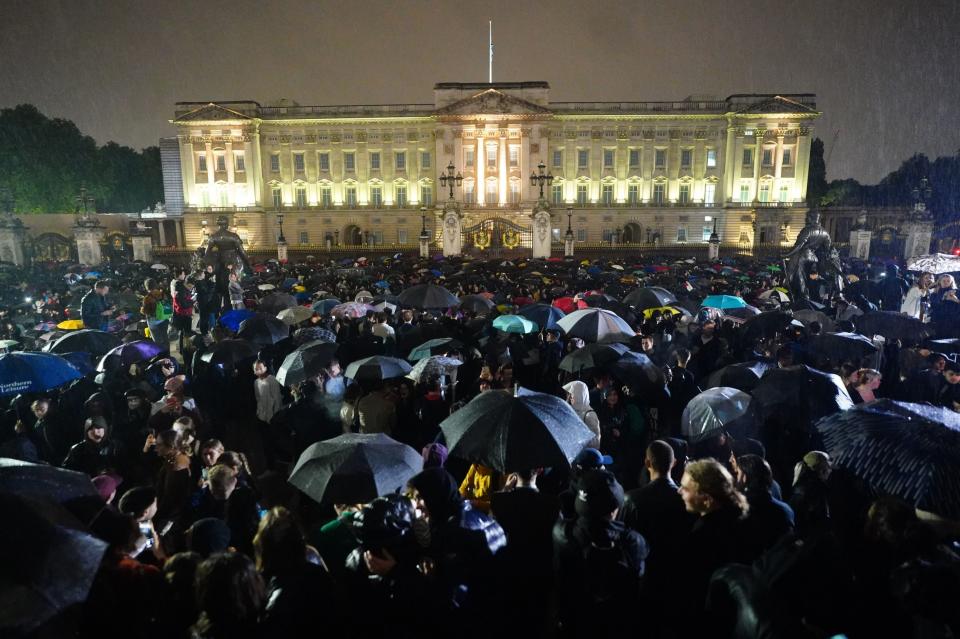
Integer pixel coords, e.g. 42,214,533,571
563,380,601,448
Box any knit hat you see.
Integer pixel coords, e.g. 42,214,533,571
187,518,232,557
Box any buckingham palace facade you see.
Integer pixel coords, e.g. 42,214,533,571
168,82,820,252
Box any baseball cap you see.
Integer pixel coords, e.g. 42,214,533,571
576,469,625,516
574,447,613,470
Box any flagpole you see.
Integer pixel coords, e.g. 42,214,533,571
488,20,493,83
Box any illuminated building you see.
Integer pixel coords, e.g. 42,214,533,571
169,82,820,251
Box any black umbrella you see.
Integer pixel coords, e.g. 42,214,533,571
557,308,635,344
398,283,459,309
407,338,464,362
623,286,678,310
750,365,853,427
517,303,566,330
258,292,298,315
741,311,796,340
605,351,666,397
344,355,412,382
288,433,422,504
806,332,879,365
681,387,757,443
855,312,936,346
46,329,121,358
459,295,496,315
0,458,105,525
817,400,960,518
276,341,339,387
559,343,631,373
237,316,289,347
706,361,775,392
585,298,639,326
0,492,109,636
439,386,595,472
923,338,960,355
200,339,258,367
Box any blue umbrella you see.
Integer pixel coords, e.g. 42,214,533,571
219,309,257,332
312,298,342,315
295,292,311,303
492,315,538,334
517,303,566,330
701,294,747,310
0,352,83,396
59,352,96,376
374,280,390,289
281,278,299,290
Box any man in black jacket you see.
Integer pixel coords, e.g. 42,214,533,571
80,280,114,331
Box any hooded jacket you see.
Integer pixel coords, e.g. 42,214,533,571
563,380,601,448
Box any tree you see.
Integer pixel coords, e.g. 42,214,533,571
807,137,828,206
0,104,162,213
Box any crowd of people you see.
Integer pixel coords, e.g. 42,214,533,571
1,249,959,638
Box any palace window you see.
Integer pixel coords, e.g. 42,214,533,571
551,184,563,204
398,229,408,244
576,184,588,206
464,182,475,204
299,231,309,244
487,145,497,168
465,147,475,167
270,153,280,172
396,185,407,208
396,152,406,171
704,183,716,205
510,181,521,203
372,231,384,244
759,183,771,203
706,149,717,168
293,153,305,173
603,149,614,169
653,182,665,205
344,152,355,172
295,185,307,208
553,149,563,168
197,153,207,172
762,148,774,167
371,186,382,208
627,184,639,205
421,185,433,206
234,152,245,172
509,146,519,167
318,152,330,171
421,151,431,169
486,181,498,204
577,229,587,242
703,224,714,241
676,226,688,242
577,149,589,169
271,187,282,209
779,185,790,202
370,152,381,170
345,186,357,207
602,229,613,242
215,153,226,172
629,149,640,168
655,149,666,169
679,183,691,204
782,148,793,166
319,186,332,208
739,184,750,203
742,148,753,166
601,183,614,205
681,149,692,169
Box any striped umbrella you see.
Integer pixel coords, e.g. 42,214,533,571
557,308,635,344
817,400,960,518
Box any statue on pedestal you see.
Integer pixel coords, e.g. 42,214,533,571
197,216,251,306
783,209,843,306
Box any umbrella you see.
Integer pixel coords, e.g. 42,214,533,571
793,309,835,333
371,300,397,313
719,305,762,323
0,352,83,396
258,292,298,315
398,283,459,309
706,361,775,392
276,341,339,387
406,356,463,384
923,338,960,355
855,312,936,346
355,290,374,304
276,306,314,325
606,351,666,396
237,316,289,346
96,340,165,372
517,303,566,330
459,294,496,314
701,294,747,310
552,296,588,314
623,287,678,310
219,308,257,332
47,329,121,358
741,311,796,339
200,339,257,367
331,302,374,319
150,263,168,270
293,326,338,346
806,332,879,365
0,458,105,525
557,308,635,344
257,283,276,291
0,339,19,351
288,433,423,505
559,343,631,373
758,289,791,304
312,298,343,316
344,356,412,382
681,387,757,443
408,338,464,362
59,351,96,376
750,365,853,427
492,314,538,334
816,400,960,518
56,320,84,330
439,386,595,473
0,491,109,635
584,298,639,326
906,253,960,274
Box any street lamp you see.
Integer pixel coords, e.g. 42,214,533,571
529,161,554,200
276,210,286,243
564,206,575,257
912,177,933,216
74,185,95,223
419,206,430,258
439,162,463,200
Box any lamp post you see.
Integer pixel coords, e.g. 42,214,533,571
912,177,933,218
419,206,430,258
334,230,340,247
74,185,96,223
564,206,575,257
905,177,934,260
439,162,463,200
276,208,288,263
529,161,554,201
708,217,720,261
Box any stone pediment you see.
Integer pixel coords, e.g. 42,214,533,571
174,103,254,122
735,96,817,115
436,89,552,116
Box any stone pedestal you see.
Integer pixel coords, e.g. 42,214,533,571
532,205,552,259
439,203,462,257
277,240,288,263
131,234,153,262
564,235,575,258
74,225,104,266
848,229,872,260
708,238,720,261
0,224,28,266
904,220,933,261
325,237,332,250
419,232,430,258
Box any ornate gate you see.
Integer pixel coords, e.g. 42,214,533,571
461,217,532,256
31,233,74,262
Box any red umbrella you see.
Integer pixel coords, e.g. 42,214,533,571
512,296,535,306
552,297,587,314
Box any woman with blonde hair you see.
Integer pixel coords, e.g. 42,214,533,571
901,271,934,319
847,368,882,404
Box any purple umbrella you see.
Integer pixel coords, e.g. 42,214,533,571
96,340,165,372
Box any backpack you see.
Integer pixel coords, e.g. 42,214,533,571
155,299,172,321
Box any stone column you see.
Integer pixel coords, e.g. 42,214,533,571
419,229,430,258
531,200,552,259
438,201,463,256
131,224,154,262
277,239,288,263
74,218,104,266
903,219,934,261
476,134,485,205
0,217,29,266
848,229,872,260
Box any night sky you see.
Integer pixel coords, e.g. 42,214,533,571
1,0,958,183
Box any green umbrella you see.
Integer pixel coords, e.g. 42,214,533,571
492,314,538,334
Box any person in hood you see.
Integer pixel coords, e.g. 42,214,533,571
879,263,909,312
563,380,601,448
62,416,124,477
